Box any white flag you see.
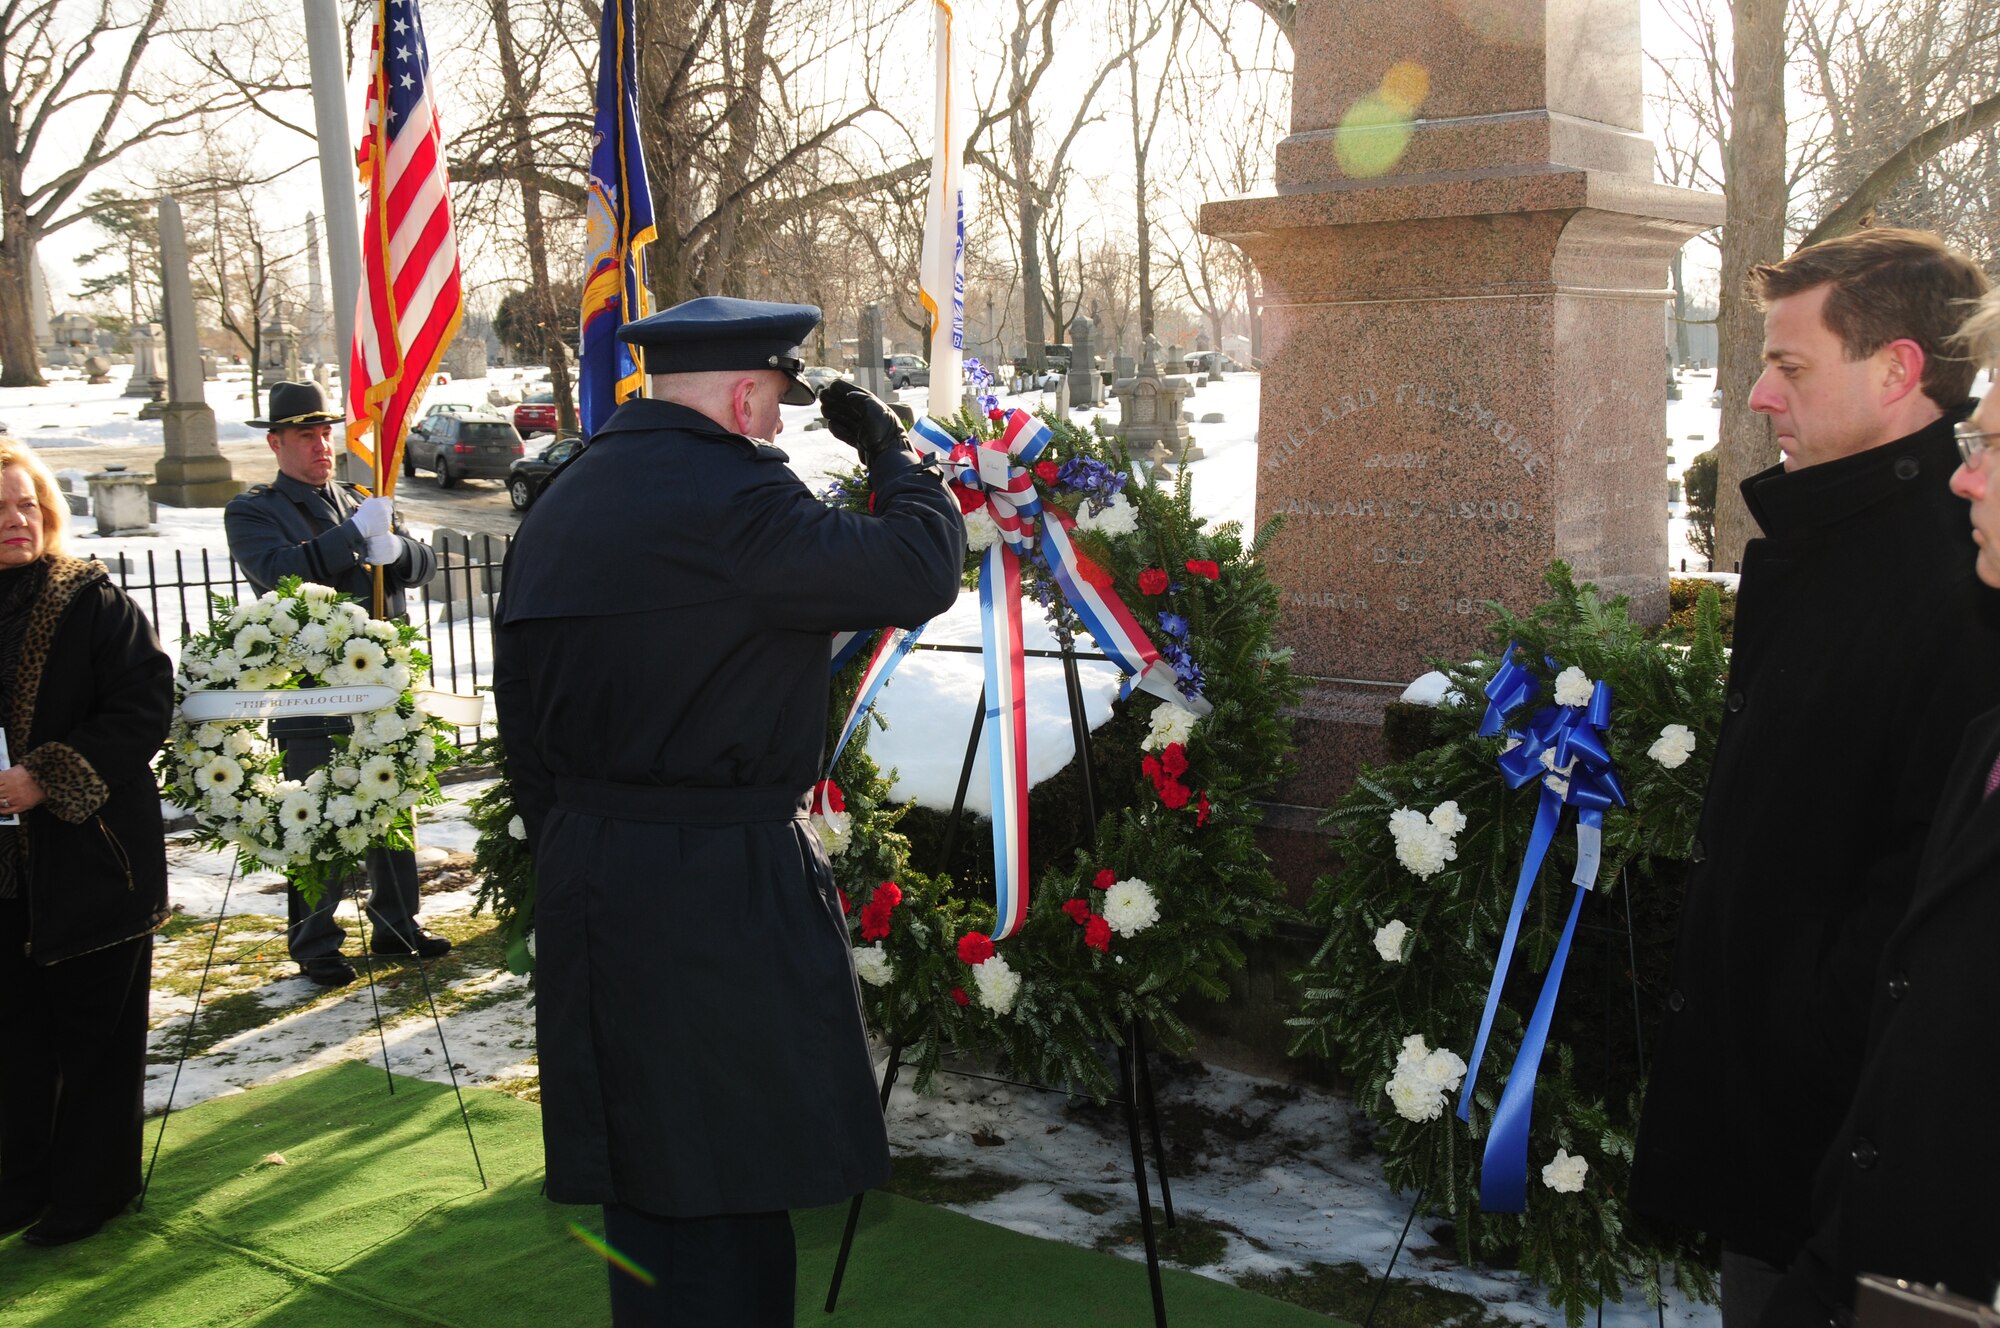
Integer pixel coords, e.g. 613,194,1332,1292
918,0,966,419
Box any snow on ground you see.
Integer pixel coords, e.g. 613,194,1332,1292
21,366,1724,1323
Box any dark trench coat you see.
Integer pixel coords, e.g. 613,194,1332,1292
1630,411,2000,1267
493,398,964,1216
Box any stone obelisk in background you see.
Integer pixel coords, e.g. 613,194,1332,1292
150,195,243,507
1201,0,1722,847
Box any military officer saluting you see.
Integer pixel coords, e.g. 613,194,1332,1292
224,381,448,987
494,297,964,1326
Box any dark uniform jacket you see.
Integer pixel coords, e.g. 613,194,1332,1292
493,398,964,1216
10,556,173,965
223,471,436,616
1760,702,2000,1325
1630,410,2000,1266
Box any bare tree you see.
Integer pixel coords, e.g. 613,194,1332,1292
0,0,252,384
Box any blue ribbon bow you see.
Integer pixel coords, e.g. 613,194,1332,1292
1457,642,1626,1212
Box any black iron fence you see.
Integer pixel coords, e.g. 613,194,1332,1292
106,534,511,747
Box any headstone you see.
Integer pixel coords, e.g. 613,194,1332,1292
1114,354,1136,381
124,324,165,400
149,196,244,507
28,256,49,352
83,355,112,385
305,213,330,364
1111,335,1200,463
89,467,153,535
260,311,298,377
200,352,218,382
858,304,886,396
1068,316,1101,410
1198,0,1722,814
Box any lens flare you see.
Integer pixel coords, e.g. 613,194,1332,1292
1336,60,1432,179
568,1221,658,1287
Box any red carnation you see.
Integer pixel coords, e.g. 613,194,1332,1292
813,779,845,815
951,986,971,1006
858,881,903,941
1093,868,1116,890
951,484,983,515
1159,780,1191,810
958,931,996,966
987,408,1005,422
1141,755,1163,786
839,888,853,915
1185,559,1221,581
1161,742,1190,777
1035,460,1060,484
1138,568,1169,596
874,881,902,909
1062,899,1093,925
1196,791,1211,827
1075,555,1113,590
1084,916,1112,952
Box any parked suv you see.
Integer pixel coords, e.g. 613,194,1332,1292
513,391,558,436
508,435,582,511
885,354,929,389
405,411,526,488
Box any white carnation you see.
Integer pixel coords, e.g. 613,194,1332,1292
1141,703,1199,753
1078,492,1138,536
1541,1148,1588,1194
368,712,406,745
963,507,1002,553
296,623,330,656
384,663,413,692
972,952,1022,1016
1389,807,1457,879
1553,665,1594,707
812,806,852,857
194,722,226,749
268,608,300,636
326,794,360,826
507,814,527,841
332,766,362,789
1385,1033,1468,1123
364,620,398,643
853,944,895,988
1102,878,1160,938
1427,801,1466,835
207,650,241,680
1373,919,1409,963
1647,723,1696,770
300,583,337,602
224,728,261,757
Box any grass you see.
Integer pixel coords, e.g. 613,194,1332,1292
1093,1210,1236,1268
1236,1261,1519,1328
881,1152,1022,1206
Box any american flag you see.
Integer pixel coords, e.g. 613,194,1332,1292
348,0,462,492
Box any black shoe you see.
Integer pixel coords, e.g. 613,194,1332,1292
370,929,452,959
22,1213,103,1247
299,957,358,987
0,1192,47,1238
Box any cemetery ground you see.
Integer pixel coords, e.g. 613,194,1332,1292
9,365,1721,1326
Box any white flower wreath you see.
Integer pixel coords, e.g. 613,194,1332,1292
161,577,456,900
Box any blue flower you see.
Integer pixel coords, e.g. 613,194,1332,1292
1157,611,1190,640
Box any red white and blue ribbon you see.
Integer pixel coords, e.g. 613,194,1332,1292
897,408,1208,938
1457,643,1626,1212
827,625,923,772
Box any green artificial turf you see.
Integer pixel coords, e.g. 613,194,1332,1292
0,1061,1347,1327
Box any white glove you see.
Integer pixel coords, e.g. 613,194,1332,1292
351,496,395,539
364,534,402,566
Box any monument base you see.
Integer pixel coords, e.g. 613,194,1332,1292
151,408,244,506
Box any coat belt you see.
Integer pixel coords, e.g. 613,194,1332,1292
554,778,811,825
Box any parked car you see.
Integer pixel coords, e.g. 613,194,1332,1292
885,354,929,389
422,401,474,420
404,411,526,488
513,391,559,436
508,435,583,511
1181,351,1240,374
802,365,852,394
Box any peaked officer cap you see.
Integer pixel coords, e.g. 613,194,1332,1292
619,296,822,406
248,380,344,429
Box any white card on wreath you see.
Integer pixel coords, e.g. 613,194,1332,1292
0,728,18,827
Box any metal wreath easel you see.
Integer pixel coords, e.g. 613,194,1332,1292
823,621,1180,1328
139,825,488,1210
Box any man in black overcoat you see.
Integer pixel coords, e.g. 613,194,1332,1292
1757,291,2000,1325
493,296,964,1326
1629,229,2000,1326
223,381,447,987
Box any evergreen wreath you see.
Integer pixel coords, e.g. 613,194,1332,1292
1288,564,1729,1324
161,576,457,903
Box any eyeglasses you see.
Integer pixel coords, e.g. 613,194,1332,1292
1956,419,2000,470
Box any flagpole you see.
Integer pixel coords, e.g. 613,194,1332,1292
922,0,964,420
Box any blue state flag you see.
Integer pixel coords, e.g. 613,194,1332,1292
577,0,656,436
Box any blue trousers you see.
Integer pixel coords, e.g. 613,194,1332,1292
601,1205,795,1327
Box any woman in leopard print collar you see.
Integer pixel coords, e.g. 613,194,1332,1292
0,440,173,1250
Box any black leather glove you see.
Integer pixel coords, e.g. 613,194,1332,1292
818,379,909,464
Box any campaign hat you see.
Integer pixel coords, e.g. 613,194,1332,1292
248,381,344,429
619,296,822,406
